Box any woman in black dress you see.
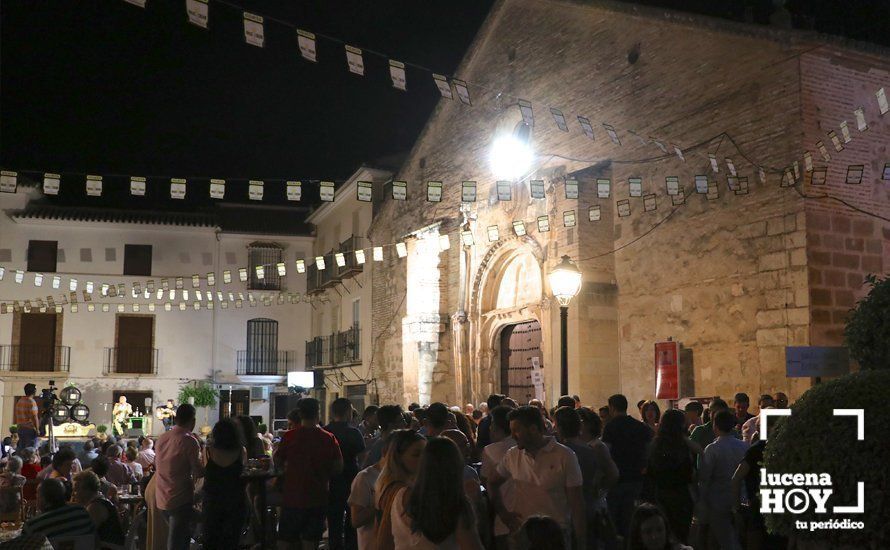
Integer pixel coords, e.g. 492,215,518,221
644,409,695,543
203,418,248,550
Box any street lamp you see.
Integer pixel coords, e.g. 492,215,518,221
548,255,582,396
489,122,533,180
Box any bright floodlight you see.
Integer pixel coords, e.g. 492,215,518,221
489,133,533,180
548,255,582,307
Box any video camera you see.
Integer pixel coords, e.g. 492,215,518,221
40,380,58,410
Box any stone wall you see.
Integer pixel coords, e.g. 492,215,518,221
368,0,890,407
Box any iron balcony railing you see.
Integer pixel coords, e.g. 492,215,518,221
319,251,341,289
337,236,363,278
0,345,70,372
306,262,321,295
236,349,296,376
334,326,361,365
306,327,361,369
103,347,159,375
305,335,334,369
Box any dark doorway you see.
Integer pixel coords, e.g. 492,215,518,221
499,320,543,403
18,312,58,371
219,389,251,419
115,315,155,374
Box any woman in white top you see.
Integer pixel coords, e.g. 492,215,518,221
390,437,484,550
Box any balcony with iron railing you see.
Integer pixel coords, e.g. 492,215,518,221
337,236,363,278
236,349,296,376
306,262,322,295
306,326,361,369
103,347,159,375
0,345,71,372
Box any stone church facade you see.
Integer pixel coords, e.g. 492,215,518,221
367,0,890,408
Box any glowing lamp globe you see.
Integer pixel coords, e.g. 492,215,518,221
489,134,533,180
548,255,582,306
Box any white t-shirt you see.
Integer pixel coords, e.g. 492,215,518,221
391,487,459,550
495,437,583,528
348,465,380,550
481,437,516,536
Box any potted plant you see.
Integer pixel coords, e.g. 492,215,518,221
96,424,109,441
178,381,219,436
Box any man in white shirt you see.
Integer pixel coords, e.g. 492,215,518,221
136,438,155,470
489,406,586,549
480,406,516,549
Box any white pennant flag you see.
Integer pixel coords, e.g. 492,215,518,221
854,107,867,131
243,13,264,48
0,171,16,193
603,124,620,145
171,178,187,199
596,178,611,198
461,181,476,203
43,173,61,195
345,45,364,75
186,0,208,28
319,181,335,202
210,178,225,199
453,79,471,105
389,60,406,91
432,74,453,100
249,180,264,201
286,181,301,201
565,178,579,199
577,116,595,140
124,0,146,7
550,108,568,132
426,181,442,202
877,88,889,115
392,180,407,201
86,175,102,196
357,181,373,202
628,177,642,197
297,30,317,62
130,176,146,196
518,100,534,127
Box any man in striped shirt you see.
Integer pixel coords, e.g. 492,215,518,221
22,479,95,541
14,384,40,451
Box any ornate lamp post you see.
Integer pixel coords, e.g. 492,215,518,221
548,255,582,397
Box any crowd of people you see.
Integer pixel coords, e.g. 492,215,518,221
0,384,791,550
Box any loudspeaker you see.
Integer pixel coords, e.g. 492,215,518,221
125,428,144,438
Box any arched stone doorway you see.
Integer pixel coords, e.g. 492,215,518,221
467,236,551,402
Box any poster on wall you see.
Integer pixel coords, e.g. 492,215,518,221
655,340,680,400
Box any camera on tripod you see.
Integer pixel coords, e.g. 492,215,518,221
40,380,58,410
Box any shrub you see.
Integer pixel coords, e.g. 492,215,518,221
764,369,889,546
844,274,890,370
96,424,108,433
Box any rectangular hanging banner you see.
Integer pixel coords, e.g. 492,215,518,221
86,175,102,196
671,188,686,205
643,194,657,212
603,123,620,145
617,200,631,217
210,178,226,199
577,116,595,140
392,180,407,201
589,205,602,221
297,29,317,62
497,180,512,201
345,45,364,75
130,176,146,196
248,180,264,201
518,100,535,127
536,216,550,233
628,177,642,198
432,74,453,100
0,171,17,193
565,178,579,199
243,12,264,48
453,79,471,105
563,210,576,227
426,181,442,202
186,0,209,28
286,181,301,201
44,173,61,195
357,181,373,202
530,180,545,199
550,108,568,132
461,181,476,202
171,178,187,199
320,181,335,202
389,60,406,91
655,341,680,400
694,175,708,194
665,176,679,196
596,178,610,198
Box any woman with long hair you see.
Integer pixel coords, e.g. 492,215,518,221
235,415,266,459
643,409,694,543
391,437,484,549
626,503,692,550
374,429,427,550
203,417,248,550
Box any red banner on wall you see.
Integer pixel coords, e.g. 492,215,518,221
655,341,680,400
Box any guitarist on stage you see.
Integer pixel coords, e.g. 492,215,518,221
155,399,177,431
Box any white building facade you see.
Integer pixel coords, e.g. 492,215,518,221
0,183,314,435
305,166,390,418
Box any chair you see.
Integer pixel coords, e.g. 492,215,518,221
49,534,98,550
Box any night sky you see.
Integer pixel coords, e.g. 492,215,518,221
2,0,887,209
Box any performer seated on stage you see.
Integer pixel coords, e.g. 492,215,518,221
155,399,176,431
111,396,132,438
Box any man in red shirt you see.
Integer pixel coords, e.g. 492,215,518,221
274,398,343,549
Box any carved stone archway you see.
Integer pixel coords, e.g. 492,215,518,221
466,236,552,401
